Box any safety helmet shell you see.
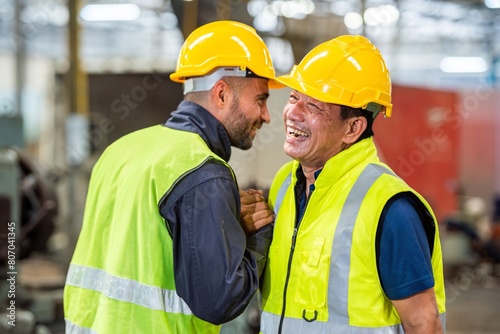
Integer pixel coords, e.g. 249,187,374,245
277,35,393,117
170,20,282,89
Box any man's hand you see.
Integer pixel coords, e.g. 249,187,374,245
239,189,275,235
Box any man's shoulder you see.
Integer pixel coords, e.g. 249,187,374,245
160,160,235,210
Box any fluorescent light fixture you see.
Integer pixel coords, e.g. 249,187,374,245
485,0,500,9
344,12,363,29
439,57,488,73
80,4,141,22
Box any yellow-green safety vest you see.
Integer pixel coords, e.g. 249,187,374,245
261,138,446,333
64,125,230,334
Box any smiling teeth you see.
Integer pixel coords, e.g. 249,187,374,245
288,127,309,137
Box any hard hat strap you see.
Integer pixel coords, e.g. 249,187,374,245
183,67,249,94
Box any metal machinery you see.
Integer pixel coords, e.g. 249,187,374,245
0,115,61,333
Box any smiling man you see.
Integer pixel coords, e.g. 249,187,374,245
64,21,282,334
260,35,446,334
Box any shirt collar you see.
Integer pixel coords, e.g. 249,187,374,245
165,101,232,161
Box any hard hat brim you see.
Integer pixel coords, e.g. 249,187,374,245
277,75,392,117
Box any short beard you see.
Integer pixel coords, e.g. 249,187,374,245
225,98,254,150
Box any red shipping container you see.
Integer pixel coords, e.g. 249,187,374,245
374,85,460,223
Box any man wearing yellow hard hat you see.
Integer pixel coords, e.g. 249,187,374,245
260,35,446,333
64,21,282,333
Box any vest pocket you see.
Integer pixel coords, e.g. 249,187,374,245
293,238,329,308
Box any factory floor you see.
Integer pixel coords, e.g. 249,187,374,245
446,283,500,334
3,257,500,334
444,263,500,334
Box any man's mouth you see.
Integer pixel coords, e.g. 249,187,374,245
287,127,309,138
250,125,260,135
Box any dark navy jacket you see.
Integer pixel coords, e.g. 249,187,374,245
159,101,272,324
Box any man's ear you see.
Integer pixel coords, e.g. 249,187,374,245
211,80,230,108
344,117,367,144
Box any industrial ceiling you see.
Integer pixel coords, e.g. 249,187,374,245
0,0,499,87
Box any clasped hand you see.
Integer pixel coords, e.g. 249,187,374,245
239,189,275,235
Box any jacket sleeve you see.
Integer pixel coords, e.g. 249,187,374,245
159,161,272,325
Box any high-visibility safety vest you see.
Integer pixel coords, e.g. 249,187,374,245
64,125,230,334
261,138,446,333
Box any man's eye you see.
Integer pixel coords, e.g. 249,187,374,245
308,103,321,112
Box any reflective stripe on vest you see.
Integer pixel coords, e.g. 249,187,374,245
261,312,446,334
262,163,446,333
66,264,193,314
66,319,97,334
329,164,395,323
273,173,291,216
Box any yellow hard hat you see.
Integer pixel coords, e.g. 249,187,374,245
170,20,283,90
277,35,393,117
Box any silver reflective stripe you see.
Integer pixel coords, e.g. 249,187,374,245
329,164,392,322
262,311,446,334
66,264,193,314
261,311,409,333
274,172,291,215
65,319,97,334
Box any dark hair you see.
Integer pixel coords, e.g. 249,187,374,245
221,76,246,93
184,91,208,103
339,105,375,142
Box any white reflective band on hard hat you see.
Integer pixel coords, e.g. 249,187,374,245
183,67,247,94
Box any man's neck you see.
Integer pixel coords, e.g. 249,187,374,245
301,166,323,197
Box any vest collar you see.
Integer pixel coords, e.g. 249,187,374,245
165,101,232,162
292,138,380,190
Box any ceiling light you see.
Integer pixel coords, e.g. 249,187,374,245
253,12,279,33
330,0,359,17
364,5,399,27
485,0,500,9
439,57,488,73
344,12,363,29
247,0,268,18
80,4,141,22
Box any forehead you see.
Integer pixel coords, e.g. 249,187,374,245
294,90,339,110
238,78,270,96
248,77,270,89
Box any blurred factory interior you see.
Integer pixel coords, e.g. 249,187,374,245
0,0,500,333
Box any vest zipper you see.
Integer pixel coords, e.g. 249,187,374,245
278,187,314,334
278,226,297,334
